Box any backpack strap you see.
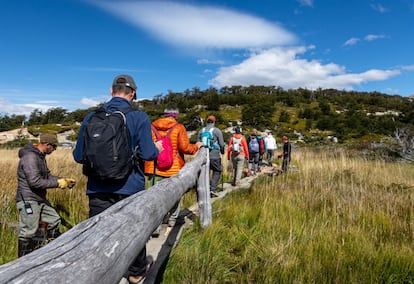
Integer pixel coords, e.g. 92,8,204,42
151,124,178,139
151,125,161,139
166,124,178,137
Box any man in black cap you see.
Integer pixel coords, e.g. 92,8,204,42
73,74,163,283
16,133,76,257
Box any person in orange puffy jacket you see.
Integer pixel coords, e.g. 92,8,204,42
144,107,202,230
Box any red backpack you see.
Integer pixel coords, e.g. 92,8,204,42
151,124,178,170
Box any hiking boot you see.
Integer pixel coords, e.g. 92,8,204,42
168,217,176,228
18,239,37,257
128,256,154,284
210,191,219,198
151,225,161,238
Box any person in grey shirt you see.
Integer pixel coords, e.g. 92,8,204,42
198,115,225,197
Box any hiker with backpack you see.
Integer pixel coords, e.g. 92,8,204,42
144,107,202,231
278,135,292,173
197,115,225,197
264,132,277,167
227,126,249,186
73,74,163,284
256,131,266,172
247,130,263,176
16,133,76,257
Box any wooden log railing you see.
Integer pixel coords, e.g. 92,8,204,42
0,147,212,284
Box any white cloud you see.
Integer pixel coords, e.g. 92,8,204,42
209,47,401,91
370,3,389,13
298,0,314,7
402,65,414,71
384,87,399,94
343,37,360,46
80,97,102,107
93,1,297,49
0,97,55,117
197,59,225,65
344,34,386,46
364,34,386,41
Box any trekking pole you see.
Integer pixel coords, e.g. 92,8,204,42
152,159,157,187
221,153,224,191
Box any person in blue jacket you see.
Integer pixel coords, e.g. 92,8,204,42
73,74,162,284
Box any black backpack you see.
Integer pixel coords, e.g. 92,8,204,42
82,107,137,180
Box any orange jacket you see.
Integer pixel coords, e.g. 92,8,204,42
227,134,249,160
144,117,199,177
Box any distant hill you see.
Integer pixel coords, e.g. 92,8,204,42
1,86,413,146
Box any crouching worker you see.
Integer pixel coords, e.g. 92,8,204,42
15,133,76,257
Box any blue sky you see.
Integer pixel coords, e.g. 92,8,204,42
1,0,413,116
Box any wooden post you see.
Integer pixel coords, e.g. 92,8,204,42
0,148,211,284
197,148,212,228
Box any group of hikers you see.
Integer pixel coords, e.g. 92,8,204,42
227,127,291,186
14,74,291,283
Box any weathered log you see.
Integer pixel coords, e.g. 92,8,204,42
197,149,212,228
0,148,210,284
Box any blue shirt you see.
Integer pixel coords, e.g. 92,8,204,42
73,97,158,196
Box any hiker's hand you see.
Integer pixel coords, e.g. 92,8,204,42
58,178,76,189
195,141,203,149
155,140,163,153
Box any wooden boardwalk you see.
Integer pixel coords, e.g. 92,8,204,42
123,165,280,283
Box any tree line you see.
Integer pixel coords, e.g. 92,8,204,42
1,86,413,143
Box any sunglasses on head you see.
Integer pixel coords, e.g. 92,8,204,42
48,143,57,149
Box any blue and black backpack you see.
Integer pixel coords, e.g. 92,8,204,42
82,107,137,180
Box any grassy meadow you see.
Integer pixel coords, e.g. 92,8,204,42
1,147,413,283
164,149,414,283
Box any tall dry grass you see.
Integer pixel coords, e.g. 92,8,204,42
0,148,88,264
164,148,414,283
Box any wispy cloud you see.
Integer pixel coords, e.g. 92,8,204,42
0,97,55,116
72,66,140,73
209,46,400,91
81,97,103,107
370,3,389,13
402,65,414,71
364,34,386,41
343,37,360,46
92,1,297,49
297,0,314,7
197,59,225,65
343,34,386,46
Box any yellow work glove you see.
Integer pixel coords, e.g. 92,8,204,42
57,178,76,189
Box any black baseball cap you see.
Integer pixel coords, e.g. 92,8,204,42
112,74,137,99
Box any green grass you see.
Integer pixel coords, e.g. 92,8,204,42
163,150,414,283
1,148,413,283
